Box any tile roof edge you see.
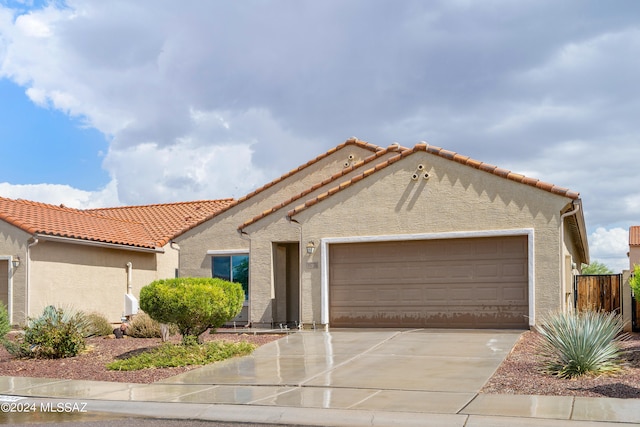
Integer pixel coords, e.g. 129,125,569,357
285,147,408,220
238,144,407,231
235,138,390,204
414,143,580,200
285,142,580,219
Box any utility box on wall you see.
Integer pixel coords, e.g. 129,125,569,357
124,294,139,316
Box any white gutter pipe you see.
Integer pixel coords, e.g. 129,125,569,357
559,202,580,312
126,262,133,295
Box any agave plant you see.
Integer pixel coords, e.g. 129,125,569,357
537,310,627,378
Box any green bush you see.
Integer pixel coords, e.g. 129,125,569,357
10,306,89,359
106,340,256,371
630,264,640,296
537,310,626,378
140,277,243,345
0,304,10,339
85,312,114,337
127,312,177,338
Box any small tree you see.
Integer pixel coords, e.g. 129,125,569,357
140,277,244,345
581,261,614,275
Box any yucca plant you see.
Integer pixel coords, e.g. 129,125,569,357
537,310,627,378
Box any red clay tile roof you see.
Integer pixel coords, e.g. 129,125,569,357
0,197,233,249
88,199,235,247
285,142,580,219
0,197,157,249
631,226,640,246
239,143,406,231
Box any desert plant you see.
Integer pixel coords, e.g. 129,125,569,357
537,310,626,378
127,312,177,338
12,306,90,359
85,312,114,337
140,277,243,345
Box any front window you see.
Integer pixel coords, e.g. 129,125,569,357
212,254,249,300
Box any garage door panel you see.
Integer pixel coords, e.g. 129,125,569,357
329,236,528,328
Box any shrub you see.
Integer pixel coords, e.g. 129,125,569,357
140,277,243,345
127,312,177,338
0,304,10,339
85,312,114,337
537,310,626,378
9,306,90,359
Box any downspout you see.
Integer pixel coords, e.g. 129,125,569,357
559,202,580,313
126,262,133,294
26,238,40,319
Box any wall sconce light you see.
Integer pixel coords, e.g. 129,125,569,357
306,241,315,255
11,256,21,269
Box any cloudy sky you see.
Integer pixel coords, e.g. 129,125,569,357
1,0,638,271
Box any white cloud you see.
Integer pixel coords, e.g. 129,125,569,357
588,227,629,273
0,180,119,209
14,12,51,38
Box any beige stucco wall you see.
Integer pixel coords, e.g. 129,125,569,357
0,220,30,324
28,240,178,324
245,150,578,328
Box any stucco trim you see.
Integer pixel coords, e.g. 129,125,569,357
206,249,250,255
320,228,536,327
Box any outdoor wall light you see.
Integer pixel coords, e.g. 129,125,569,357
306,241,315,255
11,256,20,269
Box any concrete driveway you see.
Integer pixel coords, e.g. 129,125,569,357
159,329,522,413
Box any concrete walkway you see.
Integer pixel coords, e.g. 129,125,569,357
1,329,640,426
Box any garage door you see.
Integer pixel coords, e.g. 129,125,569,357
329,236,528,328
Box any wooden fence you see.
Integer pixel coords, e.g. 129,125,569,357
574,274,622,313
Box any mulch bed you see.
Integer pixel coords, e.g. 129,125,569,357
481,330,640,399
0,332,282,384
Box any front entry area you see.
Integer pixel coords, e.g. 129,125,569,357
273,242,300,327
329,235,529,329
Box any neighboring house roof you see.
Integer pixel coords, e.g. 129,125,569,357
0,197,233,250
631,226,640,246
0,197,157,249
285,142,580,219
88,199,234,247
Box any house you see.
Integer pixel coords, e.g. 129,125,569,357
176,139,589,329
0,198,232,324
